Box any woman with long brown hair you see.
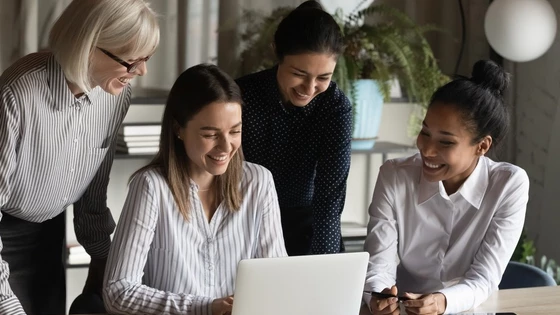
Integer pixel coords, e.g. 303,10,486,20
103,64,287,315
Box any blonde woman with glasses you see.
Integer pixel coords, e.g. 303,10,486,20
0,0,159,314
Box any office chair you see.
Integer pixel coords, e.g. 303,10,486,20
498,261,557,289
68,293,106,314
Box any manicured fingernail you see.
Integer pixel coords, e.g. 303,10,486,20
391,298,398,303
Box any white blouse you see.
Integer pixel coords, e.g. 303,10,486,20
364,153,529,314
103,162,287,315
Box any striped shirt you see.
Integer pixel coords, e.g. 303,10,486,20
0,52,131,313
103,162,287,315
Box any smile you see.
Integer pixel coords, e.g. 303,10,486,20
294,89,310,98
118,77,132,84
424,161,444,169
208,155,228,161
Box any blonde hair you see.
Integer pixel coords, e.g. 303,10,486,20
48,0,160,93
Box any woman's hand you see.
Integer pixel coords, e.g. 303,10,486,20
401,292,446,315
211,296,234,315
369,286,400,315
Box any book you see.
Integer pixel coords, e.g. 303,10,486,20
116,146,159,154
123,135,160,142
125,141,159,147
67,244,90,265
119,124,161,136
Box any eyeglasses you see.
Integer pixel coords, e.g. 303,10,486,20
97,47,150,73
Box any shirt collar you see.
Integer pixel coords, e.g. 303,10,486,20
417,156,488,209
418,172,440,205
46,54,96,110
457,156,488,209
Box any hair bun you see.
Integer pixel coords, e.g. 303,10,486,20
470,60,510,96
296,0,324,11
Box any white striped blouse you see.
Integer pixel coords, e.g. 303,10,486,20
103,162,288,315
0,52,131,314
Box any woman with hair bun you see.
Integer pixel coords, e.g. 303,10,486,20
363,60,529,315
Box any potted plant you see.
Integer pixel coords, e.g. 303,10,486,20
235,2,448,148
513,231,560,284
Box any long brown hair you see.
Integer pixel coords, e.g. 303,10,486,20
133,64,244,220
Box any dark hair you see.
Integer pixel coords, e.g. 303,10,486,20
274,0,344,61
134,64,244,220
429,60,510,152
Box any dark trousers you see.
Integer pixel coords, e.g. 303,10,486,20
0,212,66,315
280,206,344,256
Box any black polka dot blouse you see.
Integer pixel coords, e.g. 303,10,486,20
236,66,352,254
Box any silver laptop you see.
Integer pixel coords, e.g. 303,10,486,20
232,252,369,315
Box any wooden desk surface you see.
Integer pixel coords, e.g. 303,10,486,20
71,286,560,315
470,286,560,315
358,286,560,315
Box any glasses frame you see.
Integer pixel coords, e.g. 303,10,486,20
97,47,150,73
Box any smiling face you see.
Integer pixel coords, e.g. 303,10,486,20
178,101,242,185
276,52,337,107
416,102,491,193
89,48,149,95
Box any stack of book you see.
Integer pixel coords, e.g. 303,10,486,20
116,123,161,155
67,243,90,266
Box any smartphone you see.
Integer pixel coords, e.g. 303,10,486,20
365,291,411,301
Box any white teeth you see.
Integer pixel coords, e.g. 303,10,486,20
294,90,310,98
209,155,227,161
424,161,442,169
118,77,132,84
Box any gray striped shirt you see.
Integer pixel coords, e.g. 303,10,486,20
103,162,287,315
0,52,131,313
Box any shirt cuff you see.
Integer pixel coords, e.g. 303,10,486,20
438,285,468,314
192,296,214,315
362,292,372,312
82,236,112,260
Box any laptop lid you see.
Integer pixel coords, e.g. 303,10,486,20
231,252,369,315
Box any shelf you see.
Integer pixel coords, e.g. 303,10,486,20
351,141,416,155
388,97,409,103
65,262,89,269
115,153,154,159
130,87,168,105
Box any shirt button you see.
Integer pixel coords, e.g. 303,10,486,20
207,237,213,243
62,197,67,202
70,168,75,173
73,138,78,143
208,265,213,270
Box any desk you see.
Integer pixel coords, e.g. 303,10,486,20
359,286,560,315
67,287,560,315
469,286,560,315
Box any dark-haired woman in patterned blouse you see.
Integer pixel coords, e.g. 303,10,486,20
236,0,352,255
